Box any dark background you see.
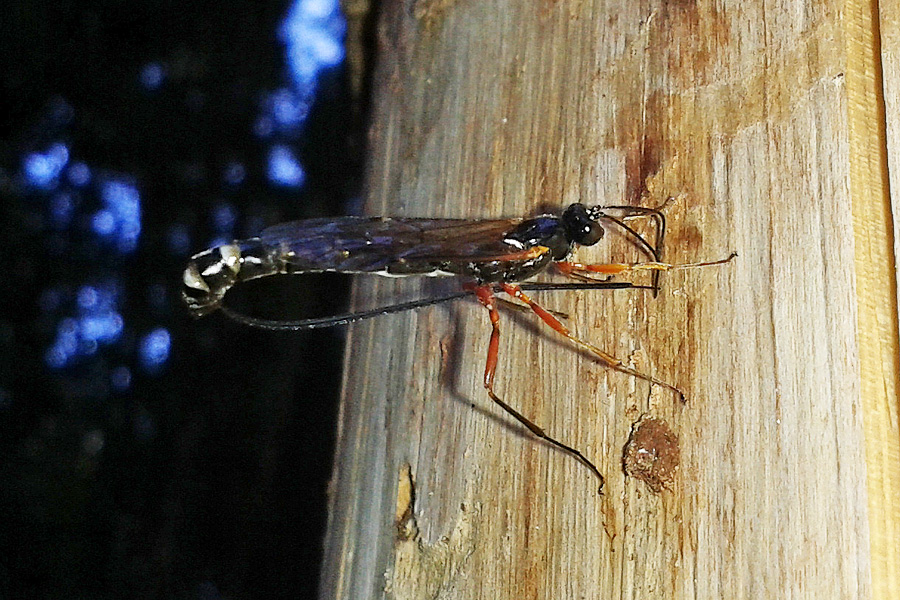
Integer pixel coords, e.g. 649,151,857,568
1,1,365,597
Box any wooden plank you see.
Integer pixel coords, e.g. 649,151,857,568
861,0,900,596
321,1,883,597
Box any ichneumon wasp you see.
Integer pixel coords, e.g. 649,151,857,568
183,203,735,492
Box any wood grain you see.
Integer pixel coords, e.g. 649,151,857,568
857,0,900,597
321,1,898,597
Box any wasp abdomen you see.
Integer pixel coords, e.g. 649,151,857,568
182,238,280,317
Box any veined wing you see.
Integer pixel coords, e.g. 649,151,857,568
260,216,525,274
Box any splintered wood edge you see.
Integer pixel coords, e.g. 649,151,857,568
846,0,900,595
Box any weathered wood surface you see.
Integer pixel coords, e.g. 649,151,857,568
861,1,900,597
321,0,899,598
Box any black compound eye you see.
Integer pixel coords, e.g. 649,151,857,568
576,221,604,245
562,204,605,246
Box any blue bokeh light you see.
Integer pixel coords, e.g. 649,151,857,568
45,283,125,369
211,202,237,233
110,366,132,392
267,145,305,187
254,116,275,138
23,143,70,190
34,1,350,384
140,62,167,90
45,347,68,370
166,223,191,255
280,0,346,90
80,314,122,343
93,177,142,253
77,285,100,309
82,430,106,457
91,209,116,235
139,328,171,372
67,162,91,186
49,192,76,228
268,87,310,129
255,0,346,184
223,162,246,186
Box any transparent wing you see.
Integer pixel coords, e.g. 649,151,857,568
260,216,525,273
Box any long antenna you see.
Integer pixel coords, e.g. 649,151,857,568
591,205,667,294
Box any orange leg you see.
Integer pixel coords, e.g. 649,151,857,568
499,283,687,403
471,285,605,494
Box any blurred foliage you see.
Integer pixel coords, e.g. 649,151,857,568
0,0,362,597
